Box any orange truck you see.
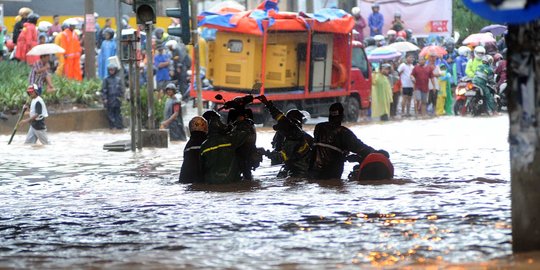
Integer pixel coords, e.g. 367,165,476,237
192,5,372,123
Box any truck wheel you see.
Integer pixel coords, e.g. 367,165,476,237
345,97,360,122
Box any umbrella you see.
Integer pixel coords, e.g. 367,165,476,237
419,45,447,57
388,41,419,52
207,0,245,13
27,44,65,56
480,24,507,36
367,46,402,61
462,33,496,45
37,21,52,32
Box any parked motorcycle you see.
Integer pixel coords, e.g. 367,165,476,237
496,80,508,111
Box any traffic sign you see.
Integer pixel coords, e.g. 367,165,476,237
463,0,540,24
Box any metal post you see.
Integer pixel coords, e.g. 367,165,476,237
128,52,136,152
191,0,203,115
84,0,97,79
145,23,155,128
508,21,540,252
135,30,143,150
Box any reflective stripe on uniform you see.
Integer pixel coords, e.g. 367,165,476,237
280,150,288,161
276,113,285,121
201,143,232,155
184,146,201,153
314,142,345,154
297,142,310,155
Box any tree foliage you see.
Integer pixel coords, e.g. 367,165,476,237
453,0,493,42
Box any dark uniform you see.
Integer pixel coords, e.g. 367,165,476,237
101,66,124,129
179,131,206,183
200,119,248,184
228,108,260,180
311,102,377,179
261,97,313,177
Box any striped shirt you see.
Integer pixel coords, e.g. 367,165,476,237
28,60,47,89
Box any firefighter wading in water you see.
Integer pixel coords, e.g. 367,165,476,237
258,95,313,178
311,102,389,179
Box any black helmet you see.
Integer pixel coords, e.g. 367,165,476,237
154,27,164,38
202,110,221,122
286,109,305,126
329,102,344,122
27,13,40,24
207,118,228,135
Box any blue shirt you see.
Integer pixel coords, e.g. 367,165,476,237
455,55,468,81
368,12,384,37
154,54,171,82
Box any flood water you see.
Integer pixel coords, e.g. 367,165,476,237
0,115,511,269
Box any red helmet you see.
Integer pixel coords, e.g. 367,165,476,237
493,53,503,62
397,30,407,39
27,84,38,94
5,39,15,52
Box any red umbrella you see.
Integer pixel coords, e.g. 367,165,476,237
419,45,447,57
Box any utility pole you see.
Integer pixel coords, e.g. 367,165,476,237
191,0,203,115
84,0,96,79
116,0,125,90
145,22,155,128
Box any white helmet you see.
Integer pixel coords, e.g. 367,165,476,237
165,39,178,50
351,7,360,16
387,30,397,36
458,46,471,56
474,46,486,59
482,55,493,65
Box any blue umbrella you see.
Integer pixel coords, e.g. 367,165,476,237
480,24,507,36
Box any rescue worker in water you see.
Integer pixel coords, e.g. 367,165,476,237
257,95,313,178
311,102,389,179
199,111,249,184
179,116,208,183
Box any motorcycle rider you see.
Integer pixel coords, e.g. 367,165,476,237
311,102,389,180
473,55,496,115
455,46,471,81
258,95,314,178
465,46,485,78
494,53,507,90
179,116,208,183
200,113,249,184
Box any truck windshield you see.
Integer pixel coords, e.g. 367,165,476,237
352,47,369,78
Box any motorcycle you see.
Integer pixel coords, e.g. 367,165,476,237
453,77,472,116
346,153,394,181
496,79,508,112
464,82,499,117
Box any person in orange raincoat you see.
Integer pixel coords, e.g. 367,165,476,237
15,13,39,64
59,21,82,81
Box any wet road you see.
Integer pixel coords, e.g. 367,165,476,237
0,115,510,269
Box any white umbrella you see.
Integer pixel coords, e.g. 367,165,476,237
388,41,419,52
207,0,245,13
37,21,52,32
27,44,65,56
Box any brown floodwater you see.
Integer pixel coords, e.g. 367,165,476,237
0,115,515,269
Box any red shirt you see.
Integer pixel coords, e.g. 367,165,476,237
411,64,434,93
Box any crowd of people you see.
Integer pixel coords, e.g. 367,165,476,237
352,4,508,120
1,7,193,140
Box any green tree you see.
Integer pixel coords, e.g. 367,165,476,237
453,0,493,42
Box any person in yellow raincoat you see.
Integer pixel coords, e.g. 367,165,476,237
436,64,452,116
371,63,393,121
54,24,66,76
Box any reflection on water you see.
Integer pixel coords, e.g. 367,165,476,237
0,116,512,268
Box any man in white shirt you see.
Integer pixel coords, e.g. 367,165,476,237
397,55,415,117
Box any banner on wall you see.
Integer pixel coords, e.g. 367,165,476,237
0,4,4,27
358,0,452,37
